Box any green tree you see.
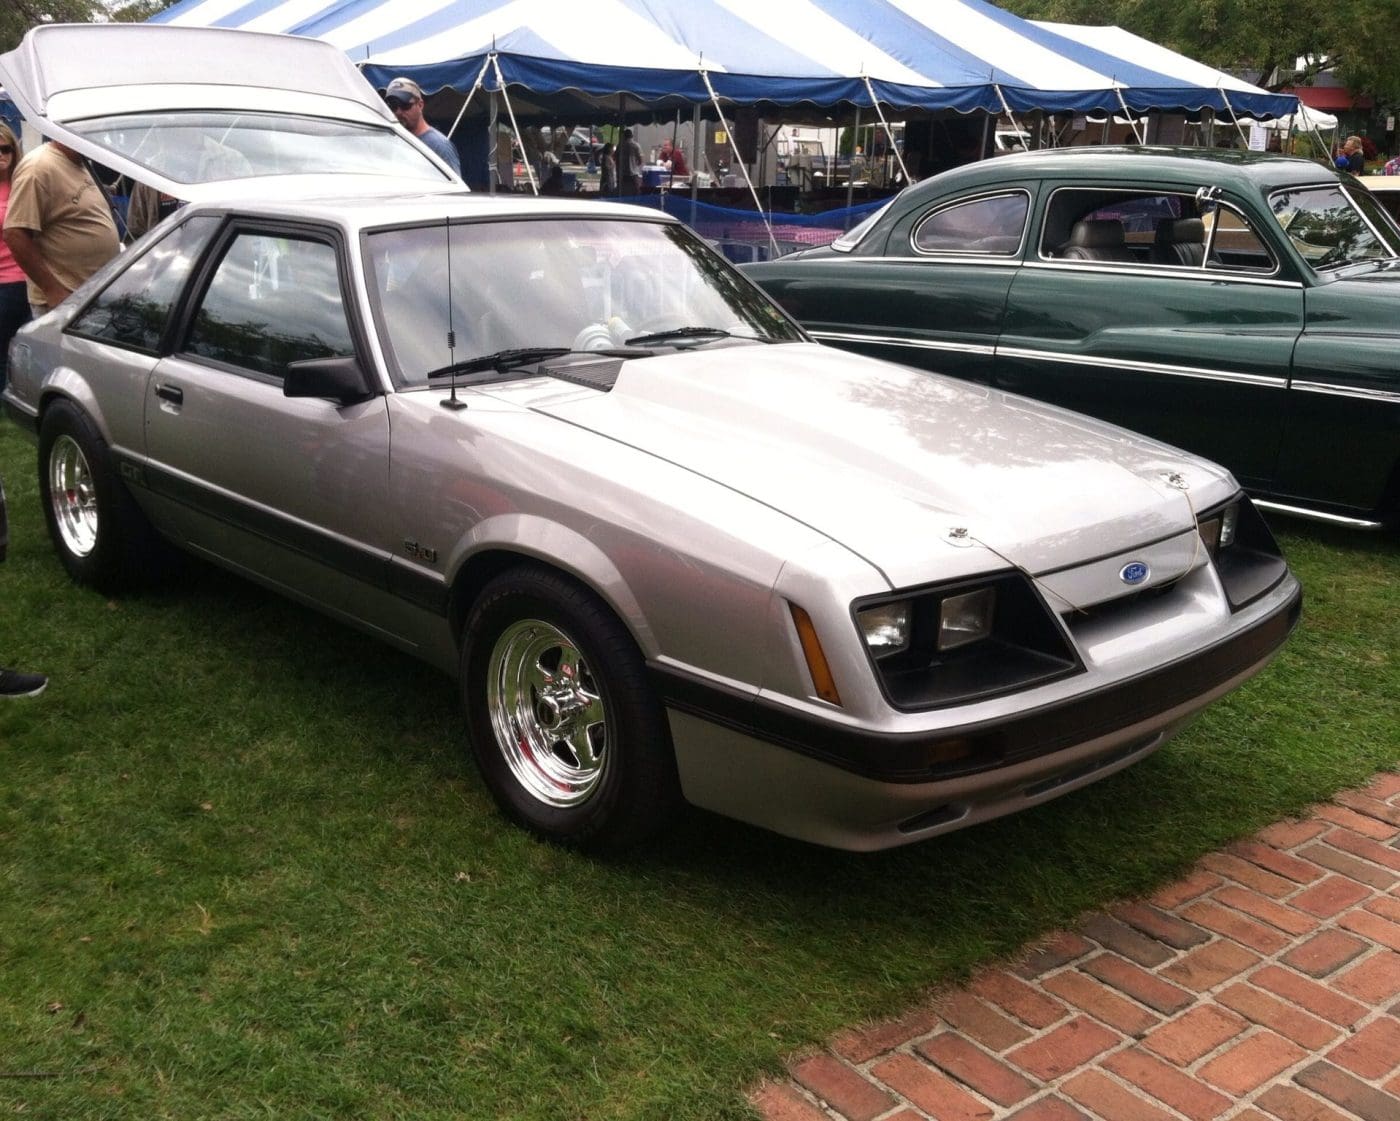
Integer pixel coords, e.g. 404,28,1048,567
1000,0,1400,104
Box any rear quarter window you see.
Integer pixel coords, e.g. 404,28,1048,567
68,215,220,354
911,192,1029,256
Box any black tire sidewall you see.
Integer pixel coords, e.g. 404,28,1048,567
461,566,676,849
37,401,138,591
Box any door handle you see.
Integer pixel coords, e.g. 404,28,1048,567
155,383,184,406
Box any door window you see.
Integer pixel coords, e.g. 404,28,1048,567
185,232,355,378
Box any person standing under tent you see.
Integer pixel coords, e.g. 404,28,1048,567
618,129,643,195
383,77,462,176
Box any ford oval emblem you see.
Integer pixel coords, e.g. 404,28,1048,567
1120,561,1150,586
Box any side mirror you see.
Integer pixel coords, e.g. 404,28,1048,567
284,355,375,405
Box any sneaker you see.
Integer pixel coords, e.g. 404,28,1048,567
0,668,48,698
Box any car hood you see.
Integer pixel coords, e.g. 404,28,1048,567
526,343,1230,587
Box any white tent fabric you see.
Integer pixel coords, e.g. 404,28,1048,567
152,0,1300,120
1029,21,1284,117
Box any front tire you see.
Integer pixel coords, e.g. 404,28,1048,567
461,564,680,850
37,400,169,592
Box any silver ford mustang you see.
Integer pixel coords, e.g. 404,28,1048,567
1,25,1300,851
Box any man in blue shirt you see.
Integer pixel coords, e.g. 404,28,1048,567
384,77,462,177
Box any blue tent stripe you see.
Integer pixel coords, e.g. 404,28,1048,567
812,0,1020,85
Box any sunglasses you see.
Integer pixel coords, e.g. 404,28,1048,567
0,145,13,155
386,97,416,110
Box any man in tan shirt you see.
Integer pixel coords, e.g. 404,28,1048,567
3,140,119,315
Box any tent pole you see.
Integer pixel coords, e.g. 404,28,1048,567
690,103,701,214
491,54,537,195
1115,88,1145,144
846,105,860,211
488,90,498,194
993,85,1027,159
444,53,494,141
860,75,909,185
699,67,776,258
1217,86,1249,146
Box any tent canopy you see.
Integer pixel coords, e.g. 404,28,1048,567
153,0,1299,121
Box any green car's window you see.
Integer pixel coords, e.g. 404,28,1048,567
185,233,355,379
1200,203,1276,273
69,215,219,355
1270,185,1400,270
911,192,1029,255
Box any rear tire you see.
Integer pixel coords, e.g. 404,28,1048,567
38,400,171,592
461,563,680,850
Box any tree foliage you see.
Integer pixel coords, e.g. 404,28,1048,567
999,0,1400,104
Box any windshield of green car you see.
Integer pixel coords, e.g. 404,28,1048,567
366,217,806,386
1268,184,1400,270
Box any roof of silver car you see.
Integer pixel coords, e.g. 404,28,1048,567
188,189,678,229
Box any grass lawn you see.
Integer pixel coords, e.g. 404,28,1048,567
1,420,1397,1120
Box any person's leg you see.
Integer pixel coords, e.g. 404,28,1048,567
0,667,47,697
0,280,31,391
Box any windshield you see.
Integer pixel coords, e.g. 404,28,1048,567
69,111,452,186
366,218,804,386
1268,184,1400,270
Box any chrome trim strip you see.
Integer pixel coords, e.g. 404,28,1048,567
994,346,1287,388
1253,500,1384,530
1290,380,1400,403
812,330,996,356
1019,259,1303,288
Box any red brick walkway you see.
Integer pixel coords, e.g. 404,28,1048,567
752,772,1400,1121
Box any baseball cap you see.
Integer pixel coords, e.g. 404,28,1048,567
384,77,423,107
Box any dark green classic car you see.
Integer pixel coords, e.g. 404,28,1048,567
744,147,1400,529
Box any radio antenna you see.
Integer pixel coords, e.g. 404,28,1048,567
440,213,467,410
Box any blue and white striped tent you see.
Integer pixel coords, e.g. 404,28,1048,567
152,0,1298,120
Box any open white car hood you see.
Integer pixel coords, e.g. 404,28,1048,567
0,24,462,201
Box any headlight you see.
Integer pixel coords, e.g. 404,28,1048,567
938,587,996,651
1198,496,1288,610
854,573,1080,711
857,600,911,656
1197,502,1240,556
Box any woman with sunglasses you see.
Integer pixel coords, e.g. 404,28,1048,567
0,121,27,392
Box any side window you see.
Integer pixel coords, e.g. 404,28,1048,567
1041,190,1202,266
184,232,354,378
1201,203,1276,273
68,215,220,353
912,192,1028,255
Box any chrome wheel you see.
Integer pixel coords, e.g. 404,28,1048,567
48,434,99,558
486,618,608,808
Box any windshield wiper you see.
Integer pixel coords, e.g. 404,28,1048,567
425,347,572,380
624,326,736,347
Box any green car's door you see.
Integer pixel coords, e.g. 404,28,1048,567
994,187,1303,492
755,189,1033,384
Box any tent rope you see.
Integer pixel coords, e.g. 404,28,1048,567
699,66,776,257
861,74,910,183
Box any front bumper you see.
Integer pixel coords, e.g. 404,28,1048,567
662,577,1301,850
